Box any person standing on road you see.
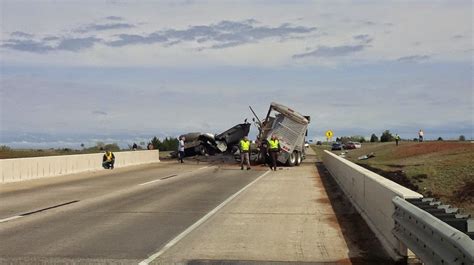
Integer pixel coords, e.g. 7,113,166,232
178,136,185,163
102,150,115,169
268,134,281,171
395,134,401,146
419,129,424,142
239,136,251,170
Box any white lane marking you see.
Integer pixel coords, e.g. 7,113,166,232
139,179,162,186
139,169,270,265
139,166,210,186
0,215,23,223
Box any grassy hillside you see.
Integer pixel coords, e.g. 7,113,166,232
313,141,474,216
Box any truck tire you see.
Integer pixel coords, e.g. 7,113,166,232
286,151,296,167
196,145,207,156
295,151,302,166
257,152,265,164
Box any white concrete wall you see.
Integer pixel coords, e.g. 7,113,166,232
322,150,422,261
0,150,160,183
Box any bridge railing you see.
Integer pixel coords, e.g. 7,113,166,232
322,150,422,261
0,150,160,183
322,150,474,263
393,196,474,265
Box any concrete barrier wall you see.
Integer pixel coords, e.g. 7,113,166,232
322,150,422,261
0,150,160,183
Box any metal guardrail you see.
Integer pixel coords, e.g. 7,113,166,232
392,196,474,265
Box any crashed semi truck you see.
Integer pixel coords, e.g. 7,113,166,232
178,122,251,157
253,102,310,166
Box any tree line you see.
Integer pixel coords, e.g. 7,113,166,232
367,130,467,142
149,137,178,151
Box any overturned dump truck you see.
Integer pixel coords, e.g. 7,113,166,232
179,122,251,157
253,102,310,166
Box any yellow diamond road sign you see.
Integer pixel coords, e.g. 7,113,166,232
326,130,333,138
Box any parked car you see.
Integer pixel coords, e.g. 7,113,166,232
316,141,322,145
345,142,356,149
331,142,344,151
353,142,362,149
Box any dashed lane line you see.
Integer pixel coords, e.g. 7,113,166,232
138,166,211,186
0,200,80,224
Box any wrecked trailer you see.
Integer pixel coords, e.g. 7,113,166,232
173,122,251,158
251,102,310,166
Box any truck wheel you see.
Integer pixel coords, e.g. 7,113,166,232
196,145,207,156
286,151,296,167
257,152,265,164
295,151,302,166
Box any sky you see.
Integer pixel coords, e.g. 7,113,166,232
0,0,472,148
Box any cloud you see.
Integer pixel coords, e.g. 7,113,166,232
105,16,124,21
363,20,376,26
208,41,247,49
2,39,54,53
107,33,168,47
43,36,60,41
452,34,464,39
397,55,430,63
92,110,108,115
2,19,316,54
10,31,34,38
353,34,373,44
106,20,316,49
2,37,102,53
56,37,101,51
76,23,135,33
293,44,366,58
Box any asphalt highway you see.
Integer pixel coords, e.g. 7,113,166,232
0,161,265,264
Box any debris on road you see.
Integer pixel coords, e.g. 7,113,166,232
171,122,251,158
358,152,375,160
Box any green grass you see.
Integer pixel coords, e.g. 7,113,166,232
314,142,474,216
159,151,174,159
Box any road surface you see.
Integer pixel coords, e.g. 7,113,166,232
0,153,393,264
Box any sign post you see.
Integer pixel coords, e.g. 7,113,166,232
325,130,333,145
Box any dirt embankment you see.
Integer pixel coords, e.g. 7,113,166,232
357,163,474,214
393,142,471,158
357,164,421,192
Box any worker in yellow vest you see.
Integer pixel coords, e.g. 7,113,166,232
239,136,251,170
268,134,281,171
102,150,115,169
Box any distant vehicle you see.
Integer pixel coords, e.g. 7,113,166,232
316,141,322,145
304,142,310,148
345,142,356,149
331,142,344,151
353,142,362,149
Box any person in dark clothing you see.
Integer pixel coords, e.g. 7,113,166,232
267,134,281,171
102,150,115,169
